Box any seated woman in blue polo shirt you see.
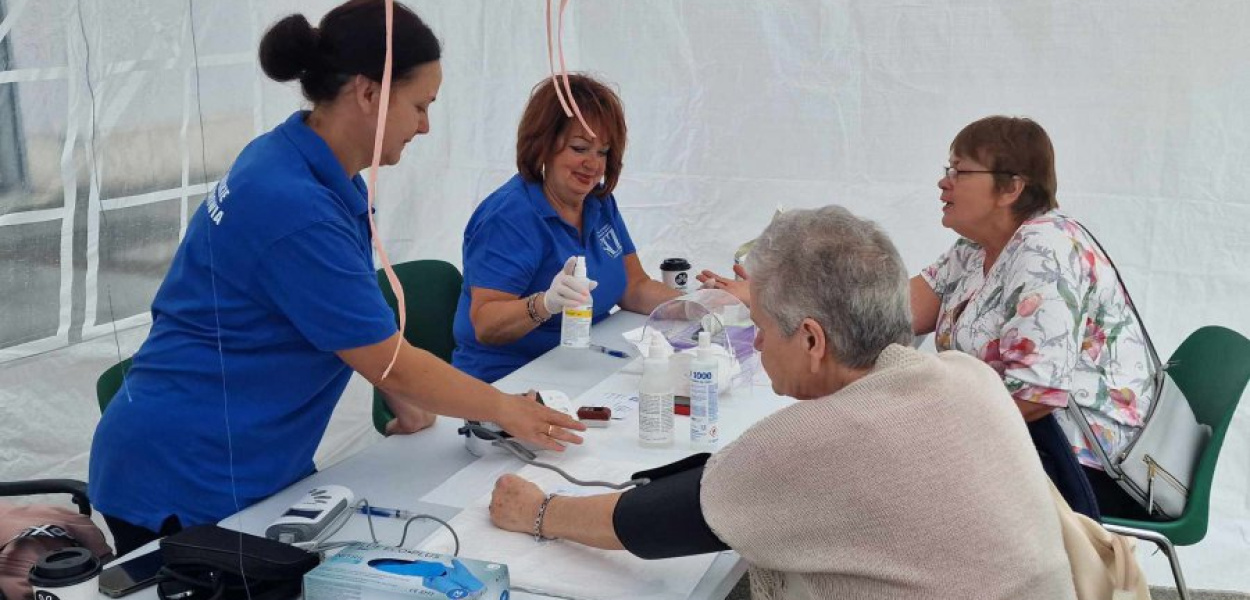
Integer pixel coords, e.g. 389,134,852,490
88,0,582,556
452,75,681,382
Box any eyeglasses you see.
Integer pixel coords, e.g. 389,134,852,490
943,166,1017,182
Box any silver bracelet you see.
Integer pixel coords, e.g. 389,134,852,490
532,493,557,541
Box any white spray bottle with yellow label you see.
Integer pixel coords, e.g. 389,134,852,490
560,256,592,348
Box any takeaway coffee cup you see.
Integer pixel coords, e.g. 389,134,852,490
28,547,101,600
660,258,692,292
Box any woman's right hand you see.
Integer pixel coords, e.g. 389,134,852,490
494,391,586,451
542,257,598,315
697,264,752,306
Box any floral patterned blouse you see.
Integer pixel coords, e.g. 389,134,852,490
920,210,1156,469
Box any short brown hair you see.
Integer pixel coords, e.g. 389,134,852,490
951,116,1058,220
516,74,627,197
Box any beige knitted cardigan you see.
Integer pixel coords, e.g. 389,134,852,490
701,345,1076,600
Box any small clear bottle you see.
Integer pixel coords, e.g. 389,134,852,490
689,331,719,444
638,336,675,447
560,256,592,348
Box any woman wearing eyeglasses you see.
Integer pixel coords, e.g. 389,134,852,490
909,116,1155,519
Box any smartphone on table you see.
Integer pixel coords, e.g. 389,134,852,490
98,546,165,597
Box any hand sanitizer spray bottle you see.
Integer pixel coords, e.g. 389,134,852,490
689,331,719,444
560,256,592,348
639,335,674,447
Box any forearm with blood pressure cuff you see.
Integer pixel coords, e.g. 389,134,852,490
611,453,730,559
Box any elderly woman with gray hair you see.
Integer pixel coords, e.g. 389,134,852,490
488,206,1076,600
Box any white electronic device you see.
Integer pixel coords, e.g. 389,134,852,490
265,484,354,544
461,390,578,457
537,389,576,418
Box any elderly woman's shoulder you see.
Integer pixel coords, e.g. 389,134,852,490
1004,210,1091,257
884,345,1009,390
1015,210,1084,242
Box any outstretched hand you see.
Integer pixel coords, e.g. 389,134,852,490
696,264,752,306
493,391,586,451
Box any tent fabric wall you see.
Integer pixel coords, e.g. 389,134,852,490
1,0,1246,591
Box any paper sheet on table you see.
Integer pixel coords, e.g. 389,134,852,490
417,456,721,600
597,391,637,420
419,453,519,508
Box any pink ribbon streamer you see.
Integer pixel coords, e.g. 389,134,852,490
545,0,573,118
368,0,405,381
371,0,600,381
547,0,596,138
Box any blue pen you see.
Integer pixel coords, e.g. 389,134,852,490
589,344,629,359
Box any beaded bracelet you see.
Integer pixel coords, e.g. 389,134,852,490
525,293,550,324
532,493,557,541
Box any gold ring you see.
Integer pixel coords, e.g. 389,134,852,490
546,424,554,436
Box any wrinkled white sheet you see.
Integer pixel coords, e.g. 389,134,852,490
418,457,722,600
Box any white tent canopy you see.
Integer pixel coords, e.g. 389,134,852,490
2,0,1247,591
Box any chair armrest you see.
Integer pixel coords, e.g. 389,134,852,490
0,479,92,516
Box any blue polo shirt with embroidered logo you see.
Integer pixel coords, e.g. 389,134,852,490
452,174,637,382
89,111,398,532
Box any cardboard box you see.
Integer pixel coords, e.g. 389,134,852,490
304,542,509,600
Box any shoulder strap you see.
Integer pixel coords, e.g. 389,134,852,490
1065,220,1164,472
1071,220,1164,373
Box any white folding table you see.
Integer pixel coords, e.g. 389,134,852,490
98,310,792,599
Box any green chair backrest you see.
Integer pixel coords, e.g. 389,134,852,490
1103,325,1250,545
372,260,464,435
96,357,134,413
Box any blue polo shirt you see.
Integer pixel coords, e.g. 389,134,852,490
452,174,637,382
88,111,398,532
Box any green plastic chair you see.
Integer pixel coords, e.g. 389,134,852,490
372,260,464,436
96,357,134,413
1102,326,1250,599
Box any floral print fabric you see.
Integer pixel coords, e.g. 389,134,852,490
921,210,1155,469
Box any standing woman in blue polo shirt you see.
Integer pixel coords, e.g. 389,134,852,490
89,0,582,555
452,75,681,383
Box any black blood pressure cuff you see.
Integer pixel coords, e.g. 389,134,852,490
612,453,730,559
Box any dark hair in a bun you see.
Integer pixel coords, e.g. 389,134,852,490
258,0,441,104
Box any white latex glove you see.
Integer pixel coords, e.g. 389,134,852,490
542,257,598,315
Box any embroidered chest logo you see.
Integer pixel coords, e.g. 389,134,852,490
597,224,623,258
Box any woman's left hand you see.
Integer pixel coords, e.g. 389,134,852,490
489,474,545,533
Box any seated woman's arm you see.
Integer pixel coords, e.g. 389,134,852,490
468,287,549,346
490,457,729,559
618,254,681,315
490,475,626,550
470,256,595,346
992,245,1089,423
909,275,940,335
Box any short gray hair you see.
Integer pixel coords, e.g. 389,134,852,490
745,206,913,368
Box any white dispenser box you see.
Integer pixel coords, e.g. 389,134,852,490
305,542,509,600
